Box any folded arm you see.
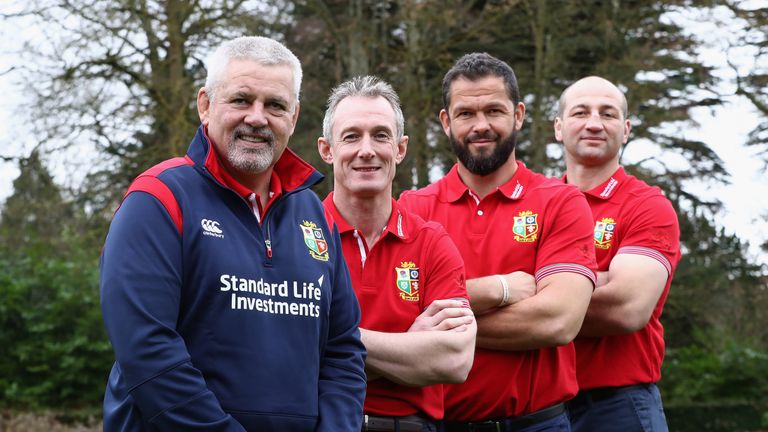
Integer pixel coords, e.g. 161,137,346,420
578,253,668,336
476,272,593,350
361,299,476,386
466,271,537,314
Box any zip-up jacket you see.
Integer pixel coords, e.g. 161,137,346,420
100,125,367,431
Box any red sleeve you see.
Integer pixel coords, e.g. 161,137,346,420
534,189,597,284
616,194,680,275
421,223,468,305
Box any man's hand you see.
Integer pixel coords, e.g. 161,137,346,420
467,272,537,315
501,271,537,304
408,299,474,332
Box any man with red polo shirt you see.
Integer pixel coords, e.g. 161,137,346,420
399,53,597,431
554,76,681,432
318,75,477,432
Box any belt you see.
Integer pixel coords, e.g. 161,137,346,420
443,403,566,432
363,414,434,432
572,384,651,404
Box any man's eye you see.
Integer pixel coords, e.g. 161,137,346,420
342,134,359,142
375,133,391,141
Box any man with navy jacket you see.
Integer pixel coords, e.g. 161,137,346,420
99,36,366,431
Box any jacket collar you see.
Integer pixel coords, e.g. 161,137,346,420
186,125,324,198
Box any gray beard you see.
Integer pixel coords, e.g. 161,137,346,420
227,126,276,173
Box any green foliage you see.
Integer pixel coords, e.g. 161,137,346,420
0,153,112,411
662,344,768,403
665,401,768,432
661,342,768,432
0,244,111,410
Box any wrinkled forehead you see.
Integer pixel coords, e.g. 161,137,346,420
332,96,398,133
221,60,297,101
447,76,512,110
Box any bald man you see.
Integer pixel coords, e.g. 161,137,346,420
555,76,681,432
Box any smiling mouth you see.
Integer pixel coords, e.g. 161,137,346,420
353,167,380,172
238,135,270,144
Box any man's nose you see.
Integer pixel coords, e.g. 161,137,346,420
357,135,376,158
585,112,604,130
244,103,268,127
472,113,491,133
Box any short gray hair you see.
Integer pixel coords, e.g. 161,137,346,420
322,75,405,142
204,36,302,103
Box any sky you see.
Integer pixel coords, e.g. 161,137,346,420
0,4,766,265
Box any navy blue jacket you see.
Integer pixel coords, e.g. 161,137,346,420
100,126,366,431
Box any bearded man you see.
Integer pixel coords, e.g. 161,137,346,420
399,52,597,432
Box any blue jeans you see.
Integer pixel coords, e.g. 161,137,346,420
518,412,571,432
567,384,668,432
442,409,571,431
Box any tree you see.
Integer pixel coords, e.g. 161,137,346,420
723,0,768,164
0,154,110,411
0,150,77,256
2,0,283,215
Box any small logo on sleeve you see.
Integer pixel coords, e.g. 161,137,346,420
513,211,538,242
300,221,329,261
201,219,224,238
594,217,616,250
395,261,420,302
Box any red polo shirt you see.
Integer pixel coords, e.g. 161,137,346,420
569,167,681,390
399,161,597,421
323,194,468,420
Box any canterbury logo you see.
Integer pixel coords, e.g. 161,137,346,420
201,219,224,238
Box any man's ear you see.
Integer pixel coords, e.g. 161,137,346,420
439,109,451,137
197,88,211,125
554,117,563,142
514,102,526,131
317,137,333,165
289,103,301,135
395,135,409,164
622,118,631,144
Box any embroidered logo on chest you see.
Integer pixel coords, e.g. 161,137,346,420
594,217,617,250
201,218,224,238
395,261,420,302
300,221,329,261
512,211,539,243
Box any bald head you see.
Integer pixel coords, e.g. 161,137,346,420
557,76,628,119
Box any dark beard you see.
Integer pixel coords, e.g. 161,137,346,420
449,129,517,176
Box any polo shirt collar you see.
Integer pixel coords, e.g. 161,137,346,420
324,193,410,241
443,160,529,202
582,167,626,200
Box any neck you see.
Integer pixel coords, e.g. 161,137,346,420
333,189,393,247
236,169,274,208
457,156,518,199
565,160,620,191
